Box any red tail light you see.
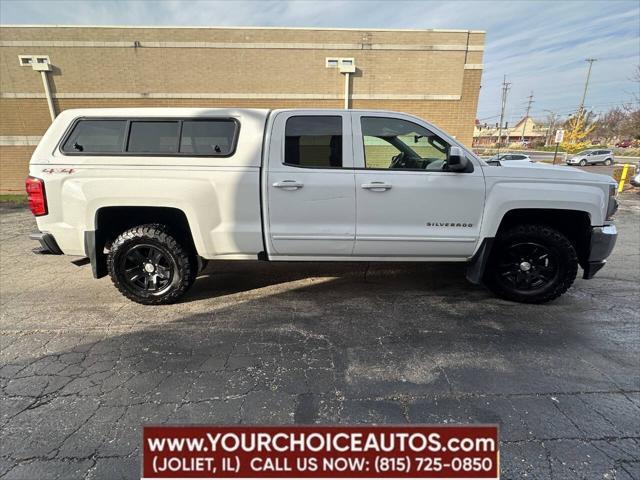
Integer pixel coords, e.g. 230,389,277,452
25,176,48,216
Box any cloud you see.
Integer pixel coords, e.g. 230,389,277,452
1,0,638,120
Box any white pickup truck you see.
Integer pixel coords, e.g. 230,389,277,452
27,108,618,305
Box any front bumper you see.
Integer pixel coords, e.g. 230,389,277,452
583,225,617,279
29,231,63,255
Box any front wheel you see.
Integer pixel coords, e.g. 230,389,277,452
579,159,587,166
107,224,196,305
484,224,578,303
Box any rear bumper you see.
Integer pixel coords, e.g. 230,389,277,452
29,231,63,255
583,225,617,279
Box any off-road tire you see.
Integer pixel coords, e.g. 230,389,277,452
484,224,578,304
107,224,196,305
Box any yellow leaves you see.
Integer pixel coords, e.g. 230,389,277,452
560,141,593,154
563,112,596,145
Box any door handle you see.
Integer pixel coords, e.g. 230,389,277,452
273,180,304,190
361,182,392,191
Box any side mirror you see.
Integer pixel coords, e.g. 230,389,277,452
447,146,470,172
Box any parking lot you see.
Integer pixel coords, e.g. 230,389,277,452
0,191,638,480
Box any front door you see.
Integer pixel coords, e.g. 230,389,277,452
352,112,486,258
266,112,356,256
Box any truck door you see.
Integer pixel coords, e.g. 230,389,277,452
265,111,356,256
351,112,485,258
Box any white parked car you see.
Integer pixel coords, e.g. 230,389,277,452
567,149,615,166
27,108,618,305
485,153,533,165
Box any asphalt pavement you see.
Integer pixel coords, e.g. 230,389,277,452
1,192,639,479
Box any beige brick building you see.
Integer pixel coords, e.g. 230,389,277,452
0,25,484,193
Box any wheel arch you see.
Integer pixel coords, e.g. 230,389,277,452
496,208,591,264
467,208,592,284
86,206,197,278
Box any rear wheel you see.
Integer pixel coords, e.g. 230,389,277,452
603,158,612,166
107,224,196,305
484,224,578,303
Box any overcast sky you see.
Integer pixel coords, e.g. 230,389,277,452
1,0,638,123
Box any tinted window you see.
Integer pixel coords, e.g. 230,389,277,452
180,120,236,155
361,117,448,170
127,121,179,153
62,120,126,153
285,116,342,167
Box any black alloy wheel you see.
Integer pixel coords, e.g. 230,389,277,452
107,224,196,305
484,224,578,303
119,244,176,296
495,242,559,293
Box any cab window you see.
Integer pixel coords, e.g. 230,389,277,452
285,116,342,168
361,117,448,170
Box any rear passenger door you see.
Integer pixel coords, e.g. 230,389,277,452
593,150,606,163
265,112,356,256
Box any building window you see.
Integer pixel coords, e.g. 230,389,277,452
179,120,236,155
127,121,180,153
285,116,342,168
62,120,127,153
326,57,354,68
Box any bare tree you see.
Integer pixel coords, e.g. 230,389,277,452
593,107,626,141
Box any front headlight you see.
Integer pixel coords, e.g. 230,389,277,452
606,183,618,221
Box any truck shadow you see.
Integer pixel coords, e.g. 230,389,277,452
184,261,474,302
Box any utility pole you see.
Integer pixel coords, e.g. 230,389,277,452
520,91,534,143
543,109,558,146
496,75,511,154
577,58,597,118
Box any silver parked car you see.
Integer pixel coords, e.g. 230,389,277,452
567,149,614,166
630,161,640,188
